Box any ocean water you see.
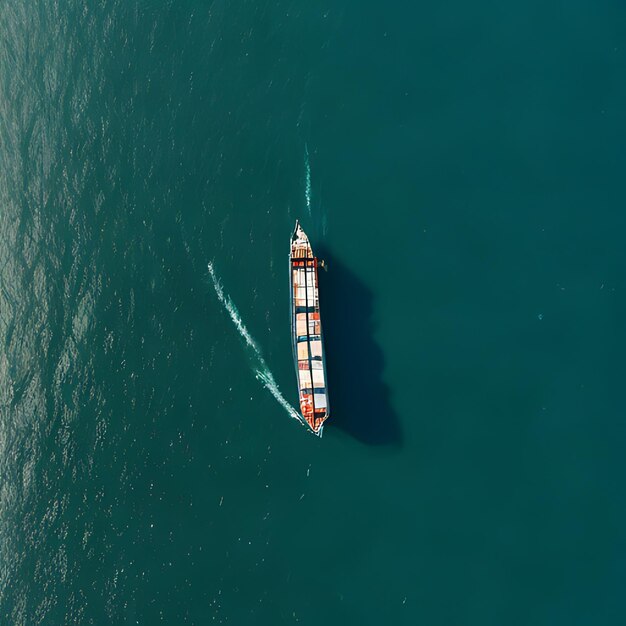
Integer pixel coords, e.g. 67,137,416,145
1,1,625,624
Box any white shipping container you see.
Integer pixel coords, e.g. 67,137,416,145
314,394,328,409
310,341,322,358
312,369,325,385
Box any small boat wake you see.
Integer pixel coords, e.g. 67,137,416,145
207,262,308,430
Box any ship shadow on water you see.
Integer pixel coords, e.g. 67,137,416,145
317,247,402,446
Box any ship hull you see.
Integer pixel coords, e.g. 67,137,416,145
290,222,330,434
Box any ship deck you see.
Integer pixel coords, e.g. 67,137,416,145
290,223,329,434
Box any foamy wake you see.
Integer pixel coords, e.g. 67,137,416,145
304,143,312,214
207,262,308,429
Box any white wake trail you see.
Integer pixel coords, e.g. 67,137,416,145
207,262,307,428
208,262,259,352
304,143,312,214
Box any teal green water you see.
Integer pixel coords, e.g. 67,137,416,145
1,1,625,624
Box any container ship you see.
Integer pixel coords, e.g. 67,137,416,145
290,221,330,435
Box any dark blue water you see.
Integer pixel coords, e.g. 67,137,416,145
1,1,625,624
